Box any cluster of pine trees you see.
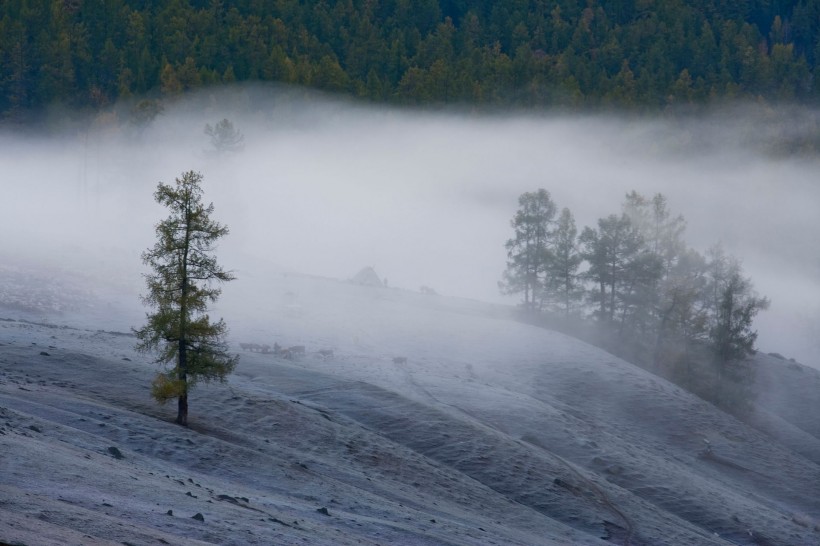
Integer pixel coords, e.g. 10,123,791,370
501,189,769,416
3,0,820,120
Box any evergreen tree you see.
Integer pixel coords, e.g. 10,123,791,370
707,254,769,414
621,191,686,342
204,118,245,154
500,188,556,310
622,191,686,273
657,248,710,381
544,207,583,317
135,170,238,426
579,213,652,325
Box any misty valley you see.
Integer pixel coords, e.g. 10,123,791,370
2,91,820,545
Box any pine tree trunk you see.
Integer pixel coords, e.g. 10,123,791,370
177,340,188,426
177,391,188,426
177,206,191,427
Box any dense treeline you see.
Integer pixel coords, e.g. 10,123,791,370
501,189,769,416
3,0,820,119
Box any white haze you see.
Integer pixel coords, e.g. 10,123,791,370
1,85,818,367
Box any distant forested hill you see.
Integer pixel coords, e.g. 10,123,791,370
2,0,819,117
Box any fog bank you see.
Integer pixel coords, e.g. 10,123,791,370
1,86,818,367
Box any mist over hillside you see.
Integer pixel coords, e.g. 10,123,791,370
3,3,820,542
1,87,817,368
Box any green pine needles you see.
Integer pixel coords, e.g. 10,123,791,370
135,170,238,426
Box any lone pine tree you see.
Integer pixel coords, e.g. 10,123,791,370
135,170,238,426
204,118,245,154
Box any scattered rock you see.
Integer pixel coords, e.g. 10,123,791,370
108,446,124,460
166,509,173,516
39,351,50,356
191,512,205,521
186,491,197,498
122,357,131,361
217,494,239,504
217,493,253,509
316,507,330,516
29,425,41,433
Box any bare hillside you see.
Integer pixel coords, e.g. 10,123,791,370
1,271,819,545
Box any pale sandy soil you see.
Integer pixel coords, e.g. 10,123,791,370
1,268,819,545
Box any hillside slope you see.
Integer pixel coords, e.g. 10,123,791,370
1,272,819,545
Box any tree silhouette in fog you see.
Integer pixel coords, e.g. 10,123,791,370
502,189,769,417
204,118,245,154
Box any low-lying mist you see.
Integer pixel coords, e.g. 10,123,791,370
1,85,818,367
